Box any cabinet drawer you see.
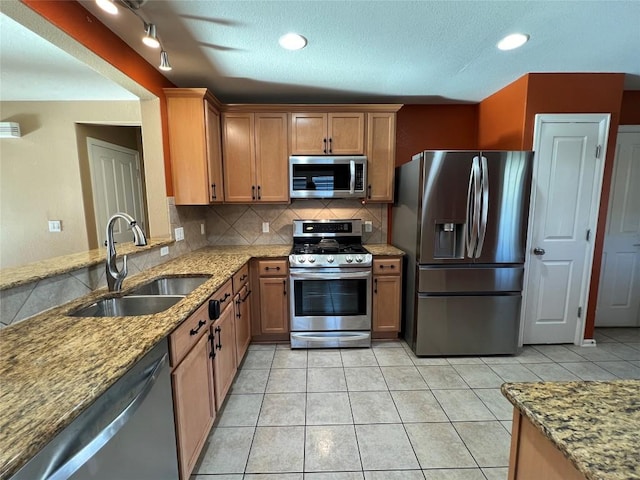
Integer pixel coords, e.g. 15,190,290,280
169,300,211,367
257,259,288,277
212,279,234,312
373,257,401,275
233,263,249,292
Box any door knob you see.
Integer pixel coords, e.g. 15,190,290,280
533,247,546,256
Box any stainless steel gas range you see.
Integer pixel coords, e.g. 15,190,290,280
289,219,372,348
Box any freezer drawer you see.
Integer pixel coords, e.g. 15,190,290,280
414,294,521,356
418,266,523,293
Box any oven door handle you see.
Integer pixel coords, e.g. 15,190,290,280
289,270,371,280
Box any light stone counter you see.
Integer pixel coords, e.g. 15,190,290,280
501,380,640,480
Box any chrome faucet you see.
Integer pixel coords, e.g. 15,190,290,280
106,212,147,292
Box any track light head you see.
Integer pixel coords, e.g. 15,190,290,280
96,0,118,15
159,50,172,71
143,23,160,48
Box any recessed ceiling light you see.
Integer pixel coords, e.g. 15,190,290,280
279,33,307,51
96,0,118,15
497,33,530,51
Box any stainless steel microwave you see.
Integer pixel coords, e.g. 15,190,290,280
289,156,367,199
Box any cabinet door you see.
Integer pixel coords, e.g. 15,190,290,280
255,113,289,202
166,95,210,205
234,284,252,366
259,277,289,334
205,102,224,203
212,304,237,409
328,112,365,155
223,113,256,202
372,275,401,332
291,112,327,154
172,333,216,480
366,112,396,202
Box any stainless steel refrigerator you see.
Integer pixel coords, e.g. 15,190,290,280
392,150,533,356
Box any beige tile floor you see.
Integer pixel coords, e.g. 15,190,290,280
191,327,640,479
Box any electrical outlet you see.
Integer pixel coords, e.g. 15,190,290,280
364,221,373,232
262,222,269,233
174,227,184,241
160,246,169,256
200,223,206,235
48,220,62,232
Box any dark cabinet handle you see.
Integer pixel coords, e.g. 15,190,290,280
367,185,372,199
211,183,217,200
283,279,287,296
329,137,332,153
323,138,327,154
209,299,220,320
215,326,222,350
209,332,216,358
240,274,248,281
378,264,396,270
257,185,261,200
252,185,256,200
265,266,281,271
241,289,252,302
374,278,378,294
220,292,231,303
190,319,206,336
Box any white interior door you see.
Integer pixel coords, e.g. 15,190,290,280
88,138,146,247
596,127,640,327
522,114,610,345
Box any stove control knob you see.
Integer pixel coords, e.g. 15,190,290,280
345,255,354,263
297,256,306,263
355,255,363,263
308,256,316,263
327,255,335,263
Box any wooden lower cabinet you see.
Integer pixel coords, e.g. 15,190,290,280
171,333,215,480
372,256,402,336
211,302,237,409
234,283,252,366
508,409,586,480
258,277,289,334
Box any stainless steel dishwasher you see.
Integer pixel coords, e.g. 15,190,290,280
11,341,179,480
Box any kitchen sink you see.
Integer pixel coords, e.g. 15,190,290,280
69,295,185,317
127,275,211,296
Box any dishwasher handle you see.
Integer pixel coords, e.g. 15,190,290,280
46,353,168,480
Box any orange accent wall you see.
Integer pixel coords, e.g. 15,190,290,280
22,0,177,196
395,104,478,166
620,90,640,125
477,75,529,150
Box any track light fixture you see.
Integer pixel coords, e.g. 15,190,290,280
94,0,174,72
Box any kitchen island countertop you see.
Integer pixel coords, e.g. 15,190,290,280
0,243,402,479
501,380,640,480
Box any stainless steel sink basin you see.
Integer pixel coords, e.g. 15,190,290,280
69,295,185,317
127,276,211,296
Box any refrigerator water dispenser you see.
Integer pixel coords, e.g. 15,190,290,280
433,222,464,258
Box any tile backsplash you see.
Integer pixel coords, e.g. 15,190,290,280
1,198,388,327
205,199,387,245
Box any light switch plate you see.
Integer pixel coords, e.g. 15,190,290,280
262,222,269,233
160,246,169,256
174,227,184,241
48,220,62,232
200,223,206,235
364,221,373,232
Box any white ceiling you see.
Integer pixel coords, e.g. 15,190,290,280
2,1,640,103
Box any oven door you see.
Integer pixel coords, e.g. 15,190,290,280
290,267,372,331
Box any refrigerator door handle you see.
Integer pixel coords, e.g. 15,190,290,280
465,156,481,257
475,155,489,258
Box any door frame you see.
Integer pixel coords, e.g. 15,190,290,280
519,113,611,346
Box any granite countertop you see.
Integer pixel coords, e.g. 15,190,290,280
501,380,640,480
364,244,405,256
0,243,402,479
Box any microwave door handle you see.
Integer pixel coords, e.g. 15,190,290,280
350,160,355,194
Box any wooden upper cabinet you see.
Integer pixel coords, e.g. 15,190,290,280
222,113,256,202
222,112,289,203
291,112,364,155
164,88,224,205
365,112,397,202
